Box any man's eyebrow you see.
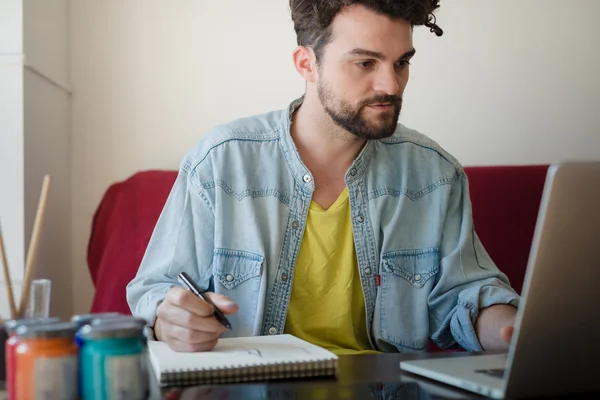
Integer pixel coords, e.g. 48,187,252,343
345,48,417,61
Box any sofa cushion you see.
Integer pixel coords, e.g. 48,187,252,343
464,165,548,294
87,170,177,314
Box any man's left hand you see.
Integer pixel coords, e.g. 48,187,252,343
476,304,517,351
500,325,514,345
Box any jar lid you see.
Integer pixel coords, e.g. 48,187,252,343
15,322,78,339
4,317,62,334
71,312,122,327
90,315,146,327
79,320,146,340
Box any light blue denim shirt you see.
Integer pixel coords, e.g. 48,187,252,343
126,97,520,352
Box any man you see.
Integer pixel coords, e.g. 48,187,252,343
127,0,520,354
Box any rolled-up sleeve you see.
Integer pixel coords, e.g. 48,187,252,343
126,162,215,329
428,171,521,351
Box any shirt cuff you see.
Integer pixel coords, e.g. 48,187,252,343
451,285,521,351
133,286,171,337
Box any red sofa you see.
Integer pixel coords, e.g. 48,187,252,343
87,165,550,335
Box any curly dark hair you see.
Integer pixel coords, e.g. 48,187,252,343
290,0,441,61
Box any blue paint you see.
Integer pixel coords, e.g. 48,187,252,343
79,322,148,400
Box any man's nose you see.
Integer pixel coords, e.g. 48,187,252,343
372,67,402,96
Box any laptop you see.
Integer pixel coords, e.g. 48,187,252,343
400,162,600,399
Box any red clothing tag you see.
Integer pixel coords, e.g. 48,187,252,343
376,274,381,287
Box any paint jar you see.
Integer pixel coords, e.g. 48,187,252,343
79,320,149,400
4,317,61,400
14,322,79,400
0,321,7,388
70,312,122,398
71,312,122,345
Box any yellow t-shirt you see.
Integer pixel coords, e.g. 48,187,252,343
284,188,380,355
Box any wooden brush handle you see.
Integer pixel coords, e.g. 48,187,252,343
18,175,51,318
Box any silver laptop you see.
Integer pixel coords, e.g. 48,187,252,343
400,162,600,399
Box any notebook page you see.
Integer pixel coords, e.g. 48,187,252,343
148,334,338,374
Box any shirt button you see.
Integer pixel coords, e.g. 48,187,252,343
225,274,234,282
303,174,312,183
356,215,364,223
268,327,277,335
281,273,288,281
292,221,299,229
350,168,357,176
414,274,422,282
364,268,372,275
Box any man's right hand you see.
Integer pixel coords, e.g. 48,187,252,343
154,286,239,352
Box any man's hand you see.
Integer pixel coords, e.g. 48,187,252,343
475,304,517,352
154,287,239,352
500,325,514,345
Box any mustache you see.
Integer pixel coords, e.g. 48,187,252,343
359,95,402,108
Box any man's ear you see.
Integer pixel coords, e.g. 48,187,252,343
292,46,318,83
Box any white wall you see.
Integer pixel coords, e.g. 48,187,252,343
402,0,600,164
70,0,600,314
0,59,25,285
0,0,22,54
0,1,25,294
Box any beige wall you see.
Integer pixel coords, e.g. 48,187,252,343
70,0,600,314
23,0,72,319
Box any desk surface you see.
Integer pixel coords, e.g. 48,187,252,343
3,351,597,399
150,351,486,400
150,351,600,400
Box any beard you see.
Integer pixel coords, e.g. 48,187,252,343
317,80,402,140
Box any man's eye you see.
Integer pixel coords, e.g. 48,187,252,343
396,60,411,68
356,61,375,69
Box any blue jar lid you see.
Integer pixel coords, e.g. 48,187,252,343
90,315,146,327
4,317,62,334
71,312,122,327
79,320,146,340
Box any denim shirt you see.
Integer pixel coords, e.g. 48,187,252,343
126,97,520,352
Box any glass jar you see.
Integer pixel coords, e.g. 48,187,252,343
4,317,61,400
15,322,78,400
79,321,148,400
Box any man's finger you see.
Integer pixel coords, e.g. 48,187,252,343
165,336,217,353
157,303,228,334
167,287,215,317
168,325,223,345
203,292,239,315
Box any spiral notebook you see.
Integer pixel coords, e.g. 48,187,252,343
147,334,339,386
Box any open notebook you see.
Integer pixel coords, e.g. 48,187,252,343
147,334,339,386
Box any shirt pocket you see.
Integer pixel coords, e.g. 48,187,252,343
213,248,263,292
378,248,440,351
212,248,264,336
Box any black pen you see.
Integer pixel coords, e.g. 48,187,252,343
177,272,232,330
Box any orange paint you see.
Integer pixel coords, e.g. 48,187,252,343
14,323,78,400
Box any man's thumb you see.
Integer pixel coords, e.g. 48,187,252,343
500,325,514,344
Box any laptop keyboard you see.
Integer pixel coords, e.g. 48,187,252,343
474,368,505,379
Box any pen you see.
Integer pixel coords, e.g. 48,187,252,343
177,272,232,330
